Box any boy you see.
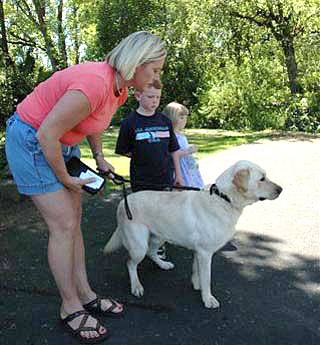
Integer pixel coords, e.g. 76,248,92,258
115,79,183,259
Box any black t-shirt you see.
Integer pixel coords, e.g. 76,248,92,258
115,110,180,191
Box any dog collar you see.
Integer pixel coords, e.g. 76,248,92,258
210,184,231,204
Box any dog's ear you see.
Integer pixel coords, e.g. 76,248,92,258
232,168,250,193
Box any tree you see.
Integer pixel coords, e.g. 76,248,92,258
215,0,320,94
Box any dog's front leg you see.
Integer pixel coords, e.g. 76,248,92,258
196,250,220,309
127,259,144,297
191,253,200,290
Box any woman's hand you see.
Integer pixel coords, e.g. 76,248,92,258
62,175,97,193
95,156,115,176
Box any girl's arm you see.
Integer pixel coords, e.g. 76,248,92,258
176,144,197,158
36,90,96,192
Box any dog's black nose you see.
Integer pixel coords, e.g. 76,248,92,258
277,186,283,195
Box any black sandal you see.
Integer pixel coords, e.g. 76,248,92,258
60,309,109,344
83,296,124,318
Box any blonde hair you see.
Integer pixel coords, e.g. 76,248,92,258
106,31,166,81
163,101,189,124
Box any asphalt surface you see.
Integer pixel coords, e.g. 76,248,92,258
1,137,319,345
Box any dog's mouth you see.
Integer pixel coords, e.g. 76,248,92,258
259,187,283,201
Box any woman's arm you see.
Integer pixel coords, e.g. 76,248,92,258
87,134,115,172
36,90,95,192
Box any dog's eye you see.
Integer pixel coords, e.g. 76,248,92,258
260,177,265,182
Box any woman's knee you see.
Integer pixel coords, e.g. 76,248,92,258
50,215,80,239
32,189,81,237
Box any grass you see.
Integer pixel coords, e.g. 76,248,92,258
0,127,318,234
79,126,282,179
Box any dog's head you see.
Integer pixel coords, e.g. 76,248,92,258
216,160,282,208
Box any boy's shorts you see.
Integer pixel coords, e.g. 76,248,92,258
5,113,81,196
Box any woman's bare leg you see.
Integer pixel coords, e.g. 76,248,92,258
32,189,106,340
68,191,123,313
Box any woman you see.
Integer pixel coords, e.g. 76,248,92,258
5,31,166,344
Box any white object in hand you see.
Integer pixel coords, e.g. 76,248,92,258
80,170,104,189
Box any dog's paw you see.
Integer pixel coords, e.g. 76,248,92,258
203,295,220,309
157,260,174,270
131,283,144,297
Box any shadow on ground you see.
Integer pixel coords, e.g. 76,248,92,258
0,189,319,345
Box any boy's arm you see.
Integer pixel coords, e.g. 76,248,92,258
115,118,132,158
119,152,132,158
171,150,184,186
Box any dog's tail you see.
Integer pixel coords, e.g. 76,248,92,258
103,228,122,254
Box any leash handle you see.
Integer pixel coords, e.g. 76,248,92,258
97,169,130,184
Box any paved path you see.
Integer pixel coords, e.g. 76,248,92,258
1,137,319,345
200,137,320,260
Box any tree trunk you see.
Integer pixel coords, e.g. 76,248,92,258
32,0,60,71
72,4,80,65
0,0,15,68
58,0,68,68
280,37,302,94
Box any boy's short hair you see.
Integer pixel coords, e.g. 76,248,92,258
163,101,189,124
148,79,163,90
106,31,166,81
134,79,163,99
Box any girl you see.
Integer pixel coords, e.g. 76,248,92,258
163,102,204,189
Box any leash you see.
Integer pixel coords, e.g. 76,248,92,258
98,171,231,220
132,182,201,192
98,169,133,220
169,185,201,191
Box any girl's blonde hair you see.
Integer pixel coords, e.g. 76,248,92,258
106,31,166,81
163,101,189,124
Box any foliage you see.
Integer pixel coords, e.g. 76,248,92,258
1,0,320,141
190,0,320,132
284,93,320,132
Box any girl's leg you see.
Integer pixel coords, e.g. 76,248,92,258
31,189,107,339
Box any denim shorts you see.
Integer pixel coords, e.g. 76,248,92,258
5,113,81,195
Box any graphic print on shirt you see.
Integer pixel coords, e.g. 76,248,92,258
135,126,170,143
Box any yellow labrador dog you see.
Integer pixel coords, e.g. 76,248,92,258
104,160,282,308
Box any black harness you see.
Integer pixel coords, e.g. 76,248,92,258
99,170,231,220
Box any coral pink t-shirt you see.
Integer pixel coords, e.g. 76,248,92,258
17,62,128,146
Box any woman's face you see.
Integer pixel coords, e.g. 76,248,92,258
131,57,165,92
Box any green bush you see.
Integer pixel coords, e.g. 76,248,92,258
283,94,320,133
193,79,288,130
